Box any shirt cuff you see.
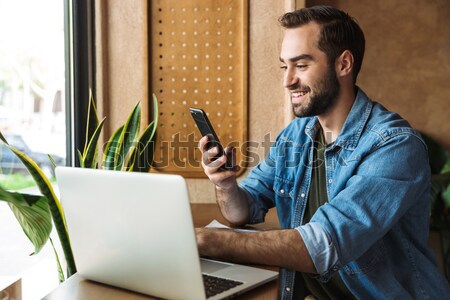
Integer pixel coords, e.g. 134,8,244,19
296,222,340,276
238,185,266,224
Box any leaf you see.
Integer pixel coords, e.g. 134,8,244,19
443,184,450,208
115,102,141,170
50,237,65,283
83,89,100,156
3,143,77,276
0,187,52,254
77,149,85,168
102,125,124,170
128,94,159,172
0,131,6,143
83,117,106,168
128,120,157,172
442,158,450,174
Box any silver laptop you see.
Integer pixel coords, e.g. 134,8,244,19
55,167,278,300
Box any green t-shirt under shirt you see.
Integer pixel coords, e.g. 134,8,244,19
294,126,355,300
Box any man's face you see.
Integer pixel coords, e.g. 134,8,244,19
280,23,340,118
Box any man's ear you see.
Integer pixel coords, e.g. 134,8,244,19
336,50,354,77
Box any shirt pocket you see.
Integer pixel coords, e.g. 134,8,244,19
273,177,295,228
343,240,387,275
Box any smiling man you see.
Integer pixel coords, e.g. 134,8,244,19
196,6,450,299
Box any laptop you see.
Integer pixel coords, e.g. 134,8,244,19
55,167,278,300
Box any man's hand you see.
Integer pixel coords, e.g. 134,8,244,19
199,135,240,191
199,135,249,225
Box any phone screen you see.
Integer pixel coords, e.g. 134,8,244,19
189,107,234,169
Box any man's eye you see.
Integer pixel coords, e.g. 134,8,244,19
296,65,307,69
280,65,287,71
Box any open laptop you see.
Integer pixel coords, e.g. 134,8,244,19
55,167,278,300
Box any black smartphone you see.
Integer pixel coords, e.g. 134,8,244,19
189,107,234,169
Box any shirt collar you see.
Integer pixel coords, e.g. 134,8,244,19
304,87,373,150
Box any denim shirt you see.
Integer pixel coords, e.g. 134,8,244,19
240,88,450,299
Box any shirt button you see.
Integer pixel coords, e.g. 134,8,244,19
332,265,339,271
286,287,291,292
328,178,333,184
301,193,305,198
280,189,285,194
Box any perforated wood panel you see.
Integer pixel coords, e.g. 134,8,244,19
151,0,248,177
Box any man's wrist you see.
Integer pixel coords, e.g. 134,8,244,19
215,184,238,193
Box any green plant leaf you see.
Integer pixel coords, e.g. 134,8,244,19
102,125,124,170
443,183,450,208
83,117,106,168
49,237,65,283
126,94,158,172
0,131,6,143
442,158,450,174
128,120,157,172
0,187,52,254
115,102,141,171
77,149,85,168
2,143,77,276
83,89,100,156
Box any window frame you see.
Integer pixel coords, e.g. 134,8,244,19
64,0,96,167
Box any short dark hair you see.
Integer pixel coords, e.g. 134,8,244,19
279,6,365,83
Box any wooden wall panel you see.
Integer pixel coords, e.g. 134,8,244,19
307,0,450,150
150,0,248,178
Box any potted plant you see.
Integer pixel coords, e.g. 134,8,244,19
0,92,158,281
426,134,450,280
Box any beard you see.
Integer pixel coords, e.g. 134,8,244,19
291,65,340,118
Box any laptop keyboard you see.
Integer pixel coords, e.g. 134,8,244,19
202,274,244,298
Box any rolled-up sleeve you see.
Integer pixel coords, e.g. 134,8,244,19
296,222,340,280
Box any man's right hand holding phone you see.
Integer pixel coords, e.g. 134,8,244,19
198,135,249,226
199,135,240,190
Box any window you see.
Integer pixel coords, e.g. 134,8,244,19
0,0,67,189
0,0,94,298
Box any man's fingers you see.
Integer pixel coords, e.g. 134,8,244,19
198,136,210,152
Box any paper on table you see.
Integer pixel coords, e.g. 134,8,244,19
205,219,257,233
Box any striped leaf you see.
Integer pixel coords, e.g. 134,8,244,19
0,187,51,254
102,125,124,170
3,143,77,276
83,117,106,168
127,94,159,172
115,102,141,171
83,89,100,156
127,120,157,172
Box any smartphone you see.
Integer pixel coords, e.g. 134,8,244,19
189,107,234,169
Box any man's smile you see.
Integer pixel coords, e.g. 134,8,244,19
290,89,310,104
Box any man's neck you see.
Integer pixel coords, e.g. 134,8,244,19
317,87,356,144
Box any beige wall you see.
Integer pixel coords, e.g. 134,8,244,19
95,0,450,203
307,0,450,150
95,0,149,140
95,0,296,203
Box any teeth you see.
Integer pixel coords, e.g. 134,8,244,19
292,91,307,97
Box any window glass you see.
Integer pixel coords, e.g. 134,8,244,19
0,0,67,189
0,1,68,298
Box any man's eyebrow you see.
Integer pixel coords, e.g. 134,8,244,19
279,54,315,63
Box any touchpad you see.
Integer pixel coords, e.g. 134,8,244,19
201,259,233,274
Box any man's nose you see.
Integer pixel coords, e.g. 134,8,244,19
283,69,298,88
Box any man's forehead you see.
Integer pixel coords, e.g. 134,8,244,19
280,23,323,61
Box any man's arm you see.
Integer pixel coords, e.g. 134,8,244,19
198,136,249,225
196,227,317,273
215,185,249,226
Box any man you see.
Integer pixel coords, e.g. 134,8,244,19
196,6,450,299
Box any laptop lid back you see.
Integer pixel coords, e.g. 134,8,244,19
56,167,206,300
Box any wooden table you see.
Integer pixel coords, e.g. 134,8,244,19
0,276,21,300
43,204,280,300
